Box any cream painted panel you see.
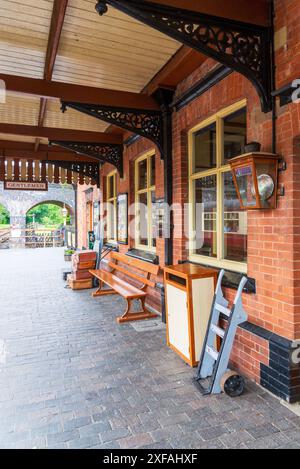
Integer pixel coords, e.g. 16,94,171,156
0,0,53,79
192,277,215,361
44,100,109,132
54,1,180,91
166,284,189,359
0,93,40,126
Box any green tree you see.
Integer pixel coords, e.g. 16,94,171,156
0,205,10,226
27,204,66,227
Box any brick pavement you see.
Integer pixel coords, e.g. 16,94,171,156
0,248,299,449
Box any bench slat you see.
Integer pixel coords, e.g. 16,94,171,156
111,252,159,276
108,262,156,288
90,270,146,300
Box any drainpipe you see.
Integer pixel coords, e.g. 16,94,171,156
271,0,277,154
154,88,174,267
154,89,174,324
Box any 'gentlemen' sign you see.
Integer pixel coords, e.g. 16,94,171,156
4,181,48,191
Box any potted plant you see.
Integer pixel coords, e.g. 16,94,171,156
64,249,75,262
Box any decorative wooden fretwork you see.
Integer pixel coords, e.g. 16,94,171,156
51,138,124,177
95,0,273,112
0,158,99,187
60,102,163,157
48,161,100,187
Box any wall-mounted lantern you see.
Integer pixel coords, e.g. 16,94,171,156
230,152,281,210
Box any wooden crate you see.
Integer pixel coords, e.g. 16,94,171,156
68,274,93,291
72,270,94,281
72,260,97,271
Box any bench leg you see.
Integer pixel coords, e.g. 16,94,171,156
117,297,158,324
92,280,117,298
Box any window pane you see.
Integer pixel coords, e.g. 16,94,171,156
223,172,247,262
107,202,116,241
234,165,257,207
138,159,148,191
194,175,217,258
137,192,148,246
223,108,247,164
193,123,217,173
150,154,155,187
108,175,114,200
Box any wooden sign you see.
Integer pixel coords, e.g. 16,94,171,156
4,181,48,191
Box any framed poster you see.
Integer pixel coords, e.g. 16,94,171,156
117,193,128,245
154,198,167,239
93,201,101,241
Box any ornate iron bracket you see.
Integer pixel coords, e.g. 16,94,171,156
49,140,124,178
47,160,100,187
61,101,164,156
96,0,273,112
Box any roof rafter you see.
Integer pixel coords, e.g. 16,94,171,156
114,0,270,26
35,0,69,152
0,74,160,111
0,124,123,144
44,0,69,82
97,0,273,112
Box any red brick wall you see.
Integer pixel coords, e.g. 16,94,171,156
172,0,300,344
77,185,101,249
76,0,300,387
77,140,165,313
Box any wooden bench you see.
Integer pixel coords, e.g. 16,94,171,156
90,252,160,324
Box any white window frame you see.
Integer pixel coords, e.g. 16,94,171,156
188,99,248,274
135,151,156,253
106,170,118,244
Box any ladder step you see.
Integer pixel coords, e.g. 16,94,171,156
206,346,219,361
211,324,225,338
215,303,231,317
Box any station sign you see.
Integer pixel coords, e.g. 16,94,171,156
4,181,48,191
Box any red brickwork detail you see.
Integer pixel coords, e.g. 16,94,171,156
76,0,300,382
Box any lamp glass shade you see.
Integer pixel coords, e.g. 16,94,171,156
233,165,257,208
230,153,280,210
255,160,277,209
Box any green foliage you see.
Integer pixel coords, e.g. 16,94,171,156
64,249,75,255
0,205,10,225
27,204,66,228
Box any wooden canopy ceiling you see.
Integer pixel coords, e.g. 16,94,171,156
0,0,271,161
0,0,182,150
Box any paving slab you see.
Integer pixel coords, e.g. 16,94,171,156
0,248,299,449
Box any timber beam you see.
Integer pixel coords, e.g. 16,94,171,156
0,150,95,164
35,0,69,152
0,74,160,111
0,124,123,144
96,0,273,112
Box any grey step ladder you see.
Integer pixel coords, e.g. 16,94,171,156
195,270,248,395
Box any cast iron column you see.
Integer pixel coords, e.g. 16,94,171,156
154,89,174,267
